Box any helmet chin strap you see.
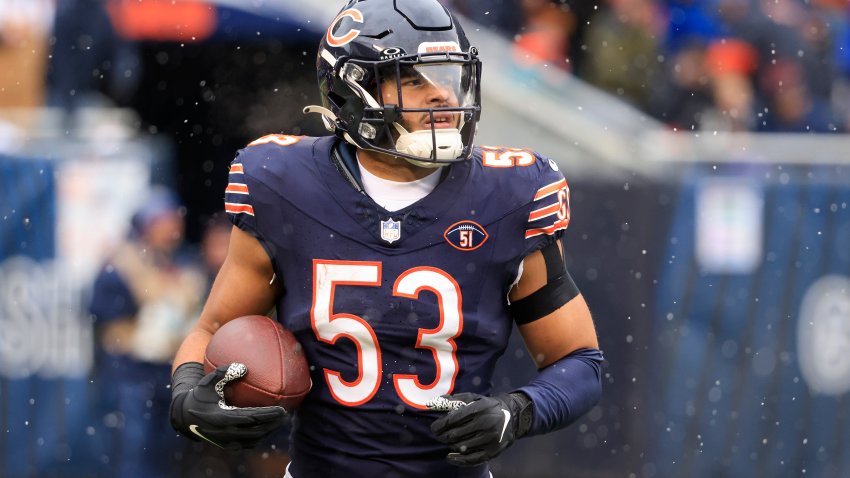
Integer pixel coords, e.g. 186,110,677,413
303,105,359,146
391,122,463,168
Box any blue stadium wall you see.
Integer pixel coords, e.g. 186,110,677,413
650,163,850,478
492,172,669,478
0,154,99,477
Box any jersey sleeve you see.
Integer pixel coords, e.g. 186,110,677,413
522,155,571,251
224,152,259,234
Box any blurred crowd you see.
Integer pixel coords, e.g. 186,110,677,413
3,0,850,142
452,0,850,133
4,0,849,135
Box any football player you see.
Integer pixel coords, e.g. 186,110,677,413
170,0,603,476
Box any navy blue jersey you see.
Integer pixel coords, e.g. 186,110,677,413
225,135,570,478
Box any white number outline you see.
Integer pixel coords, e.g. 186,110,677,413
392,267,463,409
481,147,536,168
311,261,463,409
557,188,569,221
311,260,383,406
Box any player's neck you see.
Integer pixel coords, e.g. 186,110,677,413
356,149,439,182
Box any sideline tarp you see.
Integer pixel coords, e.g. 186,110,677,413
104,0,335,42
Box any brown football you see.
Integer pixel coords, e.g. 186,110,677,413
203,315,311,410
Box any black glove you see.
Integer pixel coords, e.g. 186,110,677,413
170,362,287,450
427,392,534,467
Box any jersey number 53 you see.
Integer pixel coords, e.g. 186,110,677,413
311,260,462,409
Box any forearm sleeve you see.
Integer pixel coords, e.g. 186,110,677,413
515,348,604,436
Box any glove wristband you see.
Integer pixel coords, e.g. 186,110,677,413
172,361,205,397
508,392,534,438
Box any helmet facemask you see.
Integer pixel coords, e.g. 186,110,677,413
334,51,481,167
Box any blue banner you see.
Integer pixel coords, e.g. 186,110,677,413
652,164,850,477
0,154,97,477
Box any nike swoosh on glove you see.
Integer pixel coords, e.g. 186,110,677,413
427,392,533,467
170,362,287,450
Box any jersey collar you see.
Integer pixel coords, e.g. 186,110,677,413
318,137,471,248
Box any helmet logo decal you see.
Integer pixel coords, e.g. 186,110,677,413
418,41,460,54
444,221,489,251
326,8,364,47
378,47,406,60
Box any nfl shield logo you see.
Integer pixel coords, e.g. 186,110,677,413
380,218,401,244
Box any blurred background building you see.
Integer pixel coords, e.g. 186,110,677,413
1,0,850,477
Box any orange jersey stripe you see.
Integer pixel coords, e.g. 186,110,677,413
528,202,561,222
524,218,570,239
533,179,567,200
226,183,249,194
224,203,255,216
230,164,244,174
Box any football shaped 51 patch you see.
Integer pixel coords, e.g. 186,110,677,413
444,220,488,251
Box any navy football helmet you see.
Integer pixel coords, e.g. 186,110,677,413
305,0,481,167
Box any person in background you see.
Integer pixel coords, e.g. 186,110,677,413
702,38,758,132
513,0,576,70
199,213,232,287
756,59,844,132
47,0,141,113
89,186,206,478
0,0,53,108
646,38,715,131
581,0,665,108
